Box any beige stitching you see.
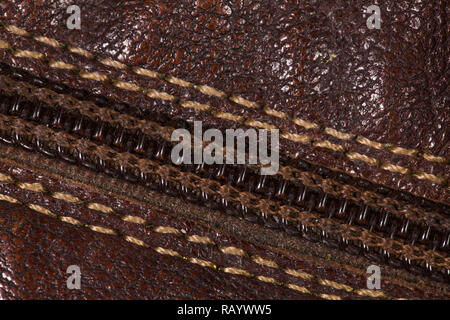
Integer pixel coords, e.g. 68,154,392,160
1,24,447,168
223,267,253,277
189,258,216,268
125,235,148,247
0,40,10,49
0,194,20,203
155,247,182,257
0,186,397,300
18,182,46,192
146,89,177,101
0,173,13,182
154,226,182,235
14,49,43,59
220,246,247,256
122,215,146,224
49,60,76,70
68,46,94,59
60,216,82,226
285,268,314,281
88,225,116,235
34,36,62,48
187,235,215,245
79,71,109,82
318,279,353,292
99,58,127,69
0,38,447,185
252,256,279,268
87,203,114,213
355,289,387,298
287,284,312,295
28,203,56,217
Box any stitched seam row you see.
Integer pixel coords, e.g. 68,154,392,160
0,114,447,270
1,23,446,166
0,36,447,188
0,182,392,300
1,75,446,230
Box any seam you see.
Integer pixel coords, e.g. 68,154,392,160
0,36,447,188
0,179,394,299
0,114,448,270
0,23,447,167
1,75,446,228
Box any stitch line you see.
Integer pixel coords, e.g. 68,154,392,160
0,174,396,299
0,42,446,187
1,23,446,167
1,75,445,230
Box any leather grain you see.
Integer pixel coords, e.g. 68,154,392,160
0,0,448,299
0,0,448,202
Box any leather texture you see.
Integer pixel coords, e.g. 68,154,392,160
0,0,448,299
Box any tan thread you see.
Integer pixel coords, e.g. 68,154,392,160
285,268,314,281
0,173,13,182
0,40,10,49
355,289,387,298
48,60,76,70
87,203,114,214
287,284,312,295
189,258,216,269
88,225,116,235
122,215,146,224
195,84,227,98
220,246,247,257
14,49,43,59
0,187,398,300
154,226,182,235
252,256,279,269
0,194,19,203
3,74,444,231
2,24,448,167
318,279,353,293
4,24,29,36
60,216,82,226
155,246,182,258
28,203,56,217
0,115,447,269
256,275,279,284
125,235,148,247
52,192,81,203
113,80,142,92
68,46,94,59
99,58,127,69
223,267,253,277
79,71,109,82
0,39,447,185
34,36,62,48
187,235,215,245
18,182,46,192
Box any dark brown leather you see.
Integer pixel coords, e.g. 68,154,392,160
0,0,448,299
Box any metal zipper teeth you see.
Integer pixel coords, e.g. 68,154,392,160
0,62,447,217
0,94,448,282
0,92,448,252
